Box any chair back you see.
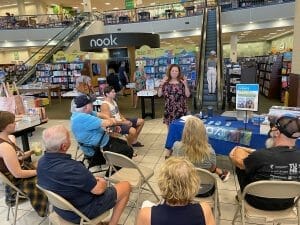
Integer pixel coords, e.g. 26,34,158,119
243,180,300,199
196,168,217,186
36,184,91,222
0,171,26,196
103,151,136,169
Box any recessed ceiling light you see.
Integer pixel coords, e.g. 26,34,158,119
269,32,276,35
105,2,111,5
277,29,285,31
92,7,97,10
27,40,30,42
80,2,84,5
73,6,78,9
113,7,119,10
150,2,156,6
249,21,253,24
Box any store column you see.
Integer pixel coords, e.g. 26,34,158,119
290,0,300,106
230,34,238,63
17,0,26,15
83,0,92,13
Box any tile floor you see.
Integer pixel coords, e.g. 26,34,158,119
0,118,297,225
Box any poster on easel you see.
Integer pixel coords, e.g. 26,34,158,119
236,84,259,111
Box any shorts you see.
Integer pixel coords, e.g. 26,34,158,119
120,118,138,135
86,186,117,220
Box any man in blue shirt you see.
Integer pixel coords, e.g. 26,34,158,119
70,94,133,159
37,125,131,225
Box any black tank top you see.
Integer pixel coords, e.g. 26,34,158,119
151,202,206,225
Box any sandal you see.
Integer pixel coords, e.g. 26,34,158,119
132,141,144,147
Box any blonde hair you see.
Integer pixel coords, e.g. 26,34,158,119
158,157,200,205
181,116,211,163
42,125,69,153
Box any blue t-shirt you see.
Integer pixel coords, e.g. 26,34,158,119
37,153,97,222
70,111,109,156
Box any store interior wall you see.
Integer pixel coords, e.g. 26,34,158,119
223,41,270,58
271,34,294,53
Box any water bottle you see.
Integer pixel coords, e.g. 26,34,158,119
199,111,203,119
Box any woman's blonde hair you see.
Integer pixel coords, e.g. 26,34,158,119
182,116,211,163
158,157,200,205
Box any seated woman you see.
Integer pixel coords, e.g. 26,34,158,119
136,157,215,225
172,116,230,182
0,111,48,217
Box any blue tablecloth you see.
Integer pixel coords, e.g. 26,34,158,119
165,116,300,155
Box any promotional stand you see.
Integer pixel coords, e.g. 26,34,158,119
236,84,259,131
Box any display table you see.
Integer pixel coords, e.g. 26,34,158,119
18,84,61,105
165,115,300,155
14,116,47,151
137,90,157,119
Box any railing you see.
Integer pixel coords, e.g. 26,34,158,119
0,12,102,30
103,0,205,25
195,7,208,110
216,6,224,110
219,0,295,11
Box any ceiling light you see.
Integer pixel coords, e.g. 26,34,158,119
278,18,282,20
80,2,84,5
113,7,119,10
73,6,78,9
105,2,111,5
92,7,97,10
150,2,156,5
173,30,176,32
249,21,253,24
269,32,276,34
277,29,285,32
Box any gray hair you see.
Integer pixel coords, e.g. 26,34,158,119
73,105,86,113
42,125,69,152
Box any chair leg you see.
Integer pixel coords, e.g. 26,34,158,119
13,192,20,225
7,205,11,221
145,181,159,201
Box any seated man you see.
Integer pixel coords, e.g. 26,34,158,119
37,125,131,225
229,114,300,210
71,94,134,160
101,86,144,147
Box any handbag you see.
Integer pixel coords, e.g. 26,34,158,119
0,82,16,114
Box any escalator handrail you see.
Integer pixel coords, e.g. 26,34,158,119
216,6,224,109
196,7,208,109
17,21,88,85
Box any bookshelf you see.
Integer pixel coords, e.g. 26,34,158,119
35,62,84,91
280,52,292,102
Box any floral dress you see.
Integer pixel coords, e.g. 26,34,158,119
162,82,188,125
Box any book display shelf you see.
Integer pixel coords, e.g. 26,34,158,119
225,64,242,105
256,54,282,99
35,62,84,91
280,52,292,102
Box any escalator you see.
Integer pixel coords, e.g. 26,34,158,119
16,19,91,85
195,6,224,110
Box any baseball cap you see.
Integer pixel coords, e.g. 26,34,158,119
74,95,96,108
210,50,216,55
274,114,300,139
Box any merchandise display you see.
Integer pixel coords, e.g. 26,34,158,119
35,62,84,91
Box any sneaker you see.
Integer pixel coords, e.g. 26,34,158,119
219,170,230,182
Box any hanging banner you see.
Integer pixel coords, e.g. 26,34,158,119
125,0,135,9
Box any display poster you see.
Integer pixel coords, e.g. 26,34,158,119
236,84,259,111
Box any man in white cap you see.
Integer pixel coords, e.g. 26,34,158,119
206,50,217,94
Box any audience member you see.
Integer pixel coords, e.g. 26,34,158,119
107,68,121,93
37,125,131,225
173,116,230,183
133,65,146,108
76,66,95,95
0,111,48,217
229,114,300,210
101,86,144,147
71,94,134,161
136,157,215,225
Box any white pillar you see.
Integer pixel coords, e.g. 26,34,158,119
35,0,46,15
17,0,26,15
292,0,300,74
83,0,92,13
230,34,238,63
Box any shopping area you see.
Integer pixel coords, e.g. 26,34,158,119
0,0,300,225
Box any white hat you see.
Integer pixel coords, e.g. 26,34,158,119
210,50,216,55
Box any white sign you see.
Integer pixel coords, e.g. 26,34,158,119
236,84,259,111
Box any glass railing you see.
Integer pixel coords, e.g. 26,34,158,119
102,0,205,25
219,0,295,11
